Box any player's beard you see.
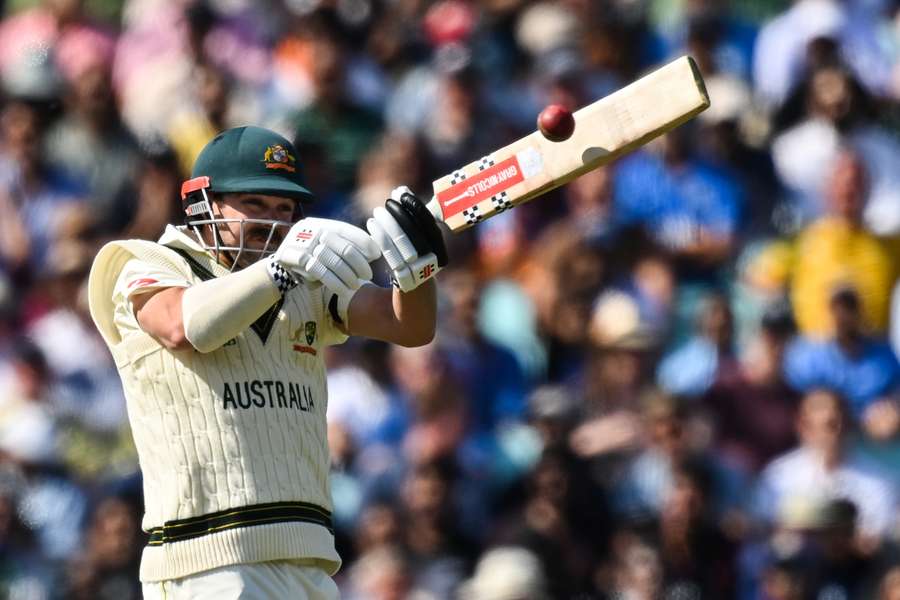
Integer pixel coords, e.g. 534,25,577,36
213,221,287,270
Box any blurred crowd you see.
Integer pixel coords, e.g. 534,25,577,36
2,0,900,598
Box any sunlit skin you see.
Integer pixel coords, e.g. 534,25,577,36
798,389,846,468
827,151,868,225
199,193,299,269
133,190,436,350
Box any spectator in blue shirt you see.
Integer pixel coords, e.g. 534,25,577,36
658,293,738,397
784,286,900,436
613,128,744,274
438,269,528,433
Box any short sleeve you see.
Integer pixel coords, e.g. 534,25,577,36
114,258,192,302
782,338,820,393
111,258,192,329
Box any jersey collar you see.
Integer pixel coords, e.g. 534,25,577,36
158,224,208,254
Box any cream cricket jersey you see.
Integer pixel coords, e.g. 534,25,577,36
87,225,347,582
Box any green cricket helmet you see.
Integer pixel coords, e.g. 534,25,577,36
179,126,314,267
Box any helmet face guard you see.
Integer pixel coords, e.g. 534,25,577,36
180,176,298,270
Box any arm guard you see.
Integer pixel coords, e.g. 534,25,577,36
181,258,283,353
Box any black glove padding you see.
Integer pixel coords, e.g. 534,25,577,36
385,191,449,267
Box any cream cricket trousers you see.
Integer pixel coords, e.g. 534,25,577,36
141,561,340,600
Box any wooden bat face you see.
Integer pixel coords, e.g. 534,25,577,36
426,56,710,232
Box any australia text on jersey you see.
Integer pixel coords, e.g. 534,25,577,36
222,380,316,411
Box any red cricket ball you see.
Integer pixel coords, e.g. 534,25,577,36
537,104,575,142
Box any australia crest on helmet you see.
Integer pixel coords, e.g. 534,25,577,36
262,144,296,172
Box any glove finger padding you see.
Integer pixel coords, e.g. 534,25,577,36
372,207,419,262
365,216,418,292
312,244,361,291
275,218,378,296
368,187,448,292
385,198,430,257
317,219,382,262
390,188,449,267
366,217,406,271
321,231,373,282
303,252,353,298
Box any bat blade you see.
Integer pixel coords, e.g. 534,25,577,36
427,55,710,232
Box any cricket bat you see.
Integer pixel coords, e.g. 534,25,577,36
426,55,710,231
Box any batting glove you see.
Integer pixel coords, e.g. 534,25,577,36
272,217,381,298
366,186,448,292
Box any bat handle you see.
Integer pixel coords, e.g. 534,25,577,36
425,196,444,223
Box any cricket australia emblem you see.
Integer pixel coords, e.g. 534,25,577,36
262,144,297,172
291,321,318,355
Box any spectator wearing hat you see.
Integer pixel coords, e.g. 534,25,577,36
457,545,549,600
785,286,900,432
342,545,415,600
567,290,659,462
747,495,896,599
527,385,579,452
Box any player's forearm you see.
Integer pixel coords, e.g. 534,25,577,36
391,279,437,346
180,259,282,352
137,260,283,352
134,287,191,351
346,281,436,346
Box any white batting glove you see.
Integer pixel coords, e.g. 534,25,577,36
272,217,381,298
366,186,448,292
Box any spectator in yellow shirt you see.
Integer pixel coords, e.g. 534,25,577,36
791,150,899,338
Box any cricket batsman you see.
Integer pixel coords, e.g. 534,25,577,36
87,126,447,599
